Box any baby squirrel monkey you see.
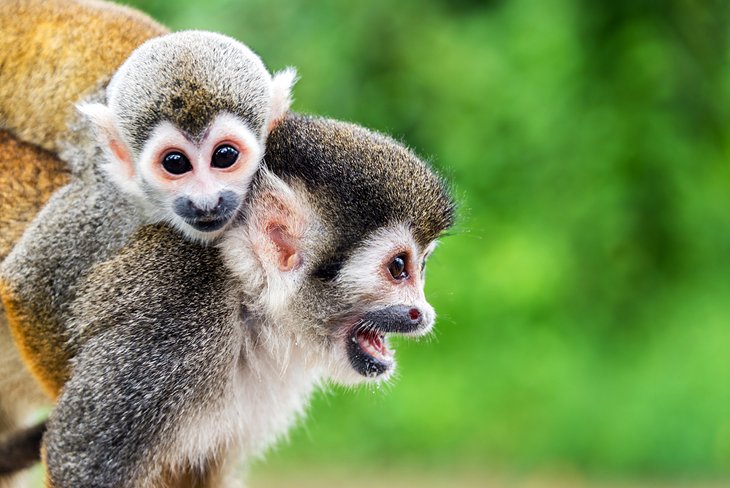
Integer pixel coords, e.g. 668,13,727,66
80,30,296,241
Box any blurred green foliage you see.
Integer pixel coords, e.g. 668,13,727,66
127,0,730,479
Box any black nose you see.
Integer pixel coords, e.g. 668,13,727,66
173,191,241,221
362,305,423,333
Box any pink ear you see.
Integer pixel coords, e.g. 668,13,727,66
77,103,135,179
267,224,302,271
250,175,308,273
109,139,133,177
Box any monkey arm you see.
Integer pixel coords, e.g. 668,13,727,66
45,324,238,487
45,228,241,487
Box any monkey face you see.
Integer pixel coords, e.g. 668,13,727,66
79,31,298,243
224,200,441,385
130,114,262,241
319,226,439,383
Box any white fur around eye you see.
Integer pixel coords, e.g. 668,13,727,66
337,224,418,297
336,224,438,327
137,121,196,184
200,112,263,183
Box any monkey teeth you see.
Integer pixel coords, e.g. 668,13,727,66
356,330,392,362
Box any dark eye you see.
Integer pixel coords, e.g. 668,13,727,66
162,152,192,175
211,145,239,169
388,254,408,281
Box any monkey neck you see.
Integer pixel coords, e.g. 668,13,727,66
239,337,323,454
170,319,324,467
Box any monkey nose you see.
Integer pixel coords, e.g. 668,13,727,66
188,198,222,217
213,196,225,212
362,305,425,333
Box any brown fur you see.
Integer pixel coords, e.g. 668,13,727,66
0,1,168,479
0,0,167,152
0,131,70,261
0,0,168,400
0,0,240,484
160,458,229,488
0,282,69,399
0,132,59,485
0,132,69,397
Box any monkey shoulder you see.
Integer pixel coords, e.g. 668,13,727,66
0,0,167,152
69,224,240,347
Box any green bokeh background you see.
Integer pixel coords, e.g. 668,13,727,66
125,0,730,483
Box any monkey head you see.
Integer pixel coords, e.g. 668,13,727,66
221,115,456,384
79,30,297,241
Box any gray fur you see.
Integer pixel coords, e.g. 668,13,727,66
47,227,239,486
109,30,272,153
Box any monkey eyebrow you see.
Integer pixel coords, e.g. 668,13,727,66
172,128,198,146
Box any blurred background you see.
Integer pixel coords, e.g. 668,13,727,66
119,0,729,486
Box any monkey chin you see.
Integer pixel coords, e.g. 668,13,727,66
328,343,396,386
346,327,396,379
328,314,433,386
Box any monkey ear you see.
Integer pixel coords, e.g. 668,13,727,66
268,67,298,132
267,223,302,272
250,172,308,272
77,103,140,196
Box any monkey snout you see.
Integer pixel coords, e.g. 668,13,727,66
172,191,242,232
362,305,426,334
215,190,241,215
173,191,241,220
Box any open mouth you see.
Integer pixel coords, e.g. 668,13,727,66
343,305,426,379
347,327,395,378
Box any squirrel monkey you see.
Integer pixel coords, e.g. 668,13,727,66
0,0,457,486
79,31,297,241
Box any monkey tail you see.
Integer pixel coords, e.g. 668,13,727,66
0,421,46,476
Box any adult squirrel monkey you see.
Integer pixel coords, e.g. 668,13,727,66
0,1,456,487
